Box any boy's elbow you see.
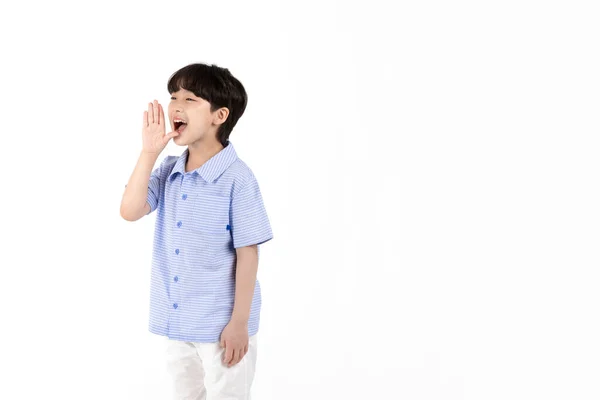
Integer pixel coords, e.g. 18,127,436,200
120,207,133,221
120,205,141,221
120,202,150,221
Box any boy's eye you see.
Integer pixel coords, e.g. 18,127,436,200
186,98,194,101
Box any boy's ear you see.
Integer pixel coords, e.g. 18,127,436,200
213,107,230,125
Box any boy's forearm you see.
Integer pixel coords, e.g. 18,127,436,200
120,150,159,221
231,245,259,324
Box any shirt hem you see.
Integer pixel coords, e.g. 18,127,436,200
149,323,259,343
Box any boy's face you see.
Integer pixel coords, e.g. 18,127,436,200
168,88,228,148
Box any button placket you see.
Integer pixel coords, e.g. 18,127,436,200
176,173,190,257
173,173,193,313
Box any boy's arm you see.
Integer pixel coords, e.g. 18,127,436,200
121,100,179,221
120,150,159,221
221,173,273,365
228,173,273,323
231,245,259,324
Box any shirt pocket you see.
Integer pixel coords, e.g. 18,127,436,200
192,194,231,235
189,194,233,264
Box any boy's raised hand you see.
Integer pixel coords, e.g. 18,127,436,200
142,100,179,154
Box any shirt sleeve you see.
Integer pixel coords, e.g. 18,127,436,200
231,173,273,249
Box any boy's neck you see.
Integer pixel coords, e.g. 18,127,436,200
185,140,225,172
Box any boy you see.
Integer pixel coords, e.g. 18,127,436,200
120,63,273,399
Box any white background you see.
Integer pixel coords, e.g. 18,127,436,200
0,0,598,399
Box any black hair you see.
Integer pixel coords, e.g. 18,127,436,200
167,63,248,146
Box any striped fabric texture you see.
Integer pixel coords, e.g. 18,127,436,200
144,141,273,342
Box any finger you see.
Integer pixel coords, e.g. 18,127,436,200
235,348,244,364
148,102,154,124
224,348,233,365
158,104,164,126
223,345,234,364
229,348,241,367
162,131,179,145
153,100,159,125
143,111,148,128
243,344,248,356
232,348,240,365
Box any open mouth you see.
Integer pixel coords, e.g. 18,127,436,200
174,121,188,132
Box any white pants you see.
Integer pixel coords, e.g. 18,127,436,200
165,334,258,400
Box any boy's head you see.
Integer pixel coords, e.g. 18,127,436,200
167,63,247,148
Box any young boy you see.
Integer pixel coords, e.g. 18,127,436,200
120,63,273,399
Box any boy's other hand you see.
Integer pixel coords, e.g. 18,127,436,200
220,319,249,368
142,100,179,155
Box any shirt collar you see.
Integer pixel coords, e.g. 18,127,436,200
169,141,238,183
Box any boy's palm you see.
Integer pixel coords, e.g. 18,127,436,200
142,100,179,154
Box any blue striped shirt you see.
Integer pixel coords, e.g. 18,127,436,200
144,141,273,342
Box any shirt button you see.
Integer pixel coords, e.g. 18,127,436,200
177,221,182,228
173,303,178,309
174,276,178,282
182,194,187,200
175,249,180,255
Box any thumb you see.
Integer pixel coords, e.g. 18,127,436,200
163,130,179,144
220,337,226,348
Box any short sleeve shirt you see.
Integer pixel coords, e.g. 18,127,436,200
144,141,273,342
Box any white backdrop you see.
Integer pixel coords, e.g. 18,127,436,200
1,1,598,399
